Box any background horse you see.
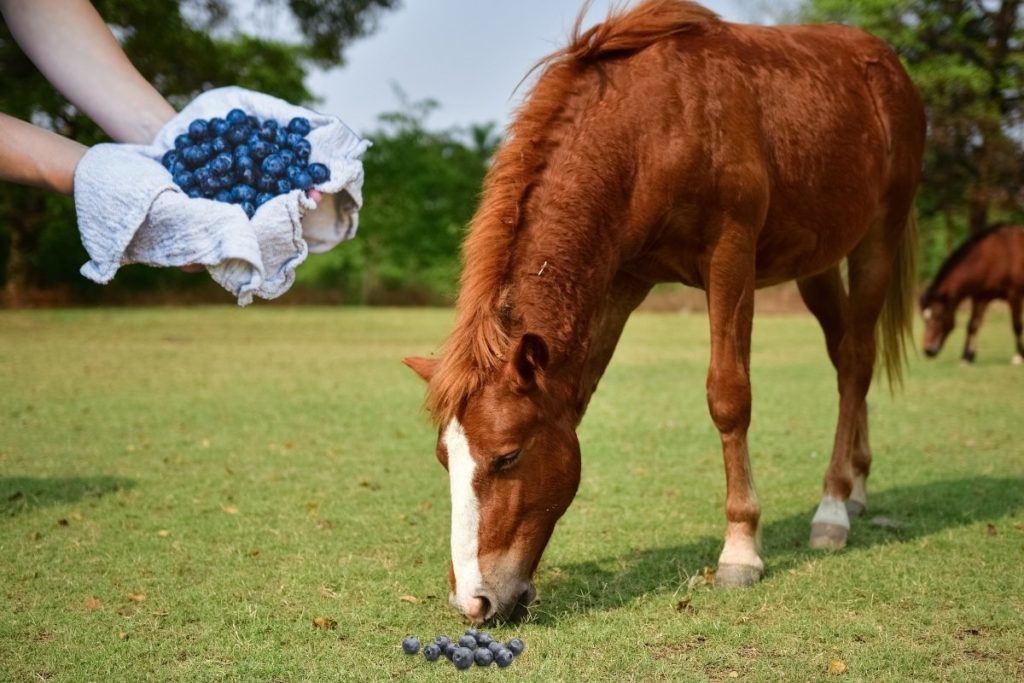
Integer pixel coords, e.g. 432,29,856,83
405,0,924,624
920,224,1024,364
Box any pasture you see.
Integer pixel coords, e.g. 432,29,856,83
1,307,1021,681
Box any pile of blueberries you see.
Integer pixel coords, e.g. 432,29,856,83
160,108,331,218
402,629,525,670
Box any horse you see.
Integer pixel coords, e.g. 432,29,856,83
404,0,925,624
920,224,1024,364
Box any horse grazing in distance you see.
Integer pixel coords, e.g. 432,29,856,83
920,224,1024,364
405,0,925,624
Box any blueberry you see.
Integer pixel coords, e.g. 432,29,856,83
256,175,276,192
292,171,313,191
235,155,255,171
274,178,293,195
452,647,474,670
186,188,204,199
255,192,274,207
474,647,494,667
487,641,504,655
233,144,251,161
273,128,288,147
251,140,273,160
210,153,233,175
193,166,213,185
457,634,477,650
423,643,441,662
279,149,296,166
170,161,188,177
494,648,514,668
258,119,278,141
240,200,256,218
433,635,451,650
226,108,248,127
247,115,259,128
287,116,311,136
200,175,221,196
197,142,213,163
161,149,179,169
443,642,457,661
230,184,256,203
181,146,205,169
236,167,257,186
210,136,230,155
261,154,286,177
214,189,232,203
401,636,420,655
226,125,250,146
285,132,305,149
174,133,192,150
292,139,311,160
210,117,230,137
216,174,234,190
307,162,330,184
476,633,493,647
173,170,195,189
506,638,525,656
187,119,210,141
465,627,480,638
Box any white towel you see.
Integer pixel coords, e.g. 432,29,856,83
74,86,370,306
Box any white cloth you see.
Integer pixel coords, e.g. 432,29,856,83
74,86,370,305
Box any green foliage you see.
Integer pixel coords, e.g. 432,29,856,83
299,96,498,304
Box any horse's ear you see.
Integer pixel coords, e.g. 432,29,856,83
511,333,549,390
403,356,438,382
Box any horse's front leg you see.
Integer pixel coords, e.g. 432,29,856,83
1009,295,1023,365
704,230,762,588
961,298,988,364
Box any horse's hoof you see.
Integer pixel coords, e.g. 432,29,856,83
809,522,848,550
715,563,762,588
845,499,866,517
1012,354,1023,366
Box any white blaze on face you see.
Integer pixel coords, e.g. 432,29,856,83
444,419,483,610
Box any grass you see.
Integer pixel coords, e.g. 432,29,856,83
1,306,1022,682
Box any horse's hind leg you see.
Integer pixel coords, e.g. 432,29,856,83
961,299,989,364
797,268,872,518
1009,294,1023,364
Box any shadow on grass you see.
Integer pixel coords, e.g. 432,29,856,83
534,476,1024,624
0,476,134,517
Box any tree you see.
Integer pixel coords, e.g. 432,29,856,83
797,0,1024,274
0,0,398,305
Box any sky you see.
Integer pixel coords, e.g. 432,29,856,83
246,0,766,135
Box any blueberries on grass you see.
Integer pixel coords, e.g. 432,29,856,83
477,633,493,648
494,648,514,668
487,640,504,655
402,636,420,655
452,647,474,670
443,642,457,661
434,635,451,649
507,637,525,656
457,634,477,650
474,648,494,667
307,162,330,184
422,643,441,662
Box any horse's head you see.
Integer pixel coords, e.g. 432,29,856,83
921,297,955,357
405,333,581,624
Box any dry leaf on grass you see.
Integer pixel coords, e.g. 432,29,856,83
69,511,82,521
675,597,695,613
128,592,146,603
117,632,128,641
157,529,170,537
222,506,239,515
986,523,997,536
313,616,337,630
84,596,102,610
829,659,847,674
728,671,739,679
399,595,418,604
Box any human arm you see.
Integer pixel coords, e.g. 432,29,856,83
0,0,176,144
0,113,87,194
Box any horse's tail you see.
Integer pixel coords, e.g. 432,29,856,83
878,204,919,390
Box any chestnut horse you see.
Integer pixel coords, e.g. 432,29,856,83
921,224,1024,364
405,0,924,624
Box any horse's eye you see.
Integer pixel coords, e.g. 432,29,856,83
493,449,521,471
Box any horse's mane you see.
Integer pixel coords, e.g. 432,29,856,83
424,0,720,425
920,223,1023,308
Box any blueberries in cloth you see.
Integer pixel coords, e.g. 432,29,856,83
258,119,278,141
507,638,525,656
261,154,286,177
210,136,230,155
186,188,203,199
476,633,493,647
474,648,494,667
292,138,312,160
210,153,233,175
225,108,248,126
422,643,441,662
233,144,251,162
452,647,474,670
172,171,195,189
401,636,420,655
274,178,293,195
250,140,273,160
200,175,220,195
187,119,209,141
285,132,305,149
174,134,192,150
214,190,232,203
225,125,249,146
210,117,230,137
494,648,514,668
292,171,313,192
161,149,179,169
246,114,259,128
307,162,330,184
256,175,276,192
255,192,274,207
278,149,297,166
457,634,477,650
180,146,205,169
287,116,311,136
240,200,256,218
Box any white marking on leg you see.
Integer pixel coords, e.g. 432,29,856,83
718,523,763,570
444,419,483,612
850,475,867,508
812,494,850,529
1012,353,1023,366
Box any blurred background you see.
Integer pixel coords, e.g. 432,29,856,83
1,0,1021,307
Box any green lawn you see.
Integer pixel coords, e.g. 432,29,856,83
1,307,1021,682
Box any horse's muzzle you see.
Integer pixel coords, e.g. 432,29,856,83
450,582,537,625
